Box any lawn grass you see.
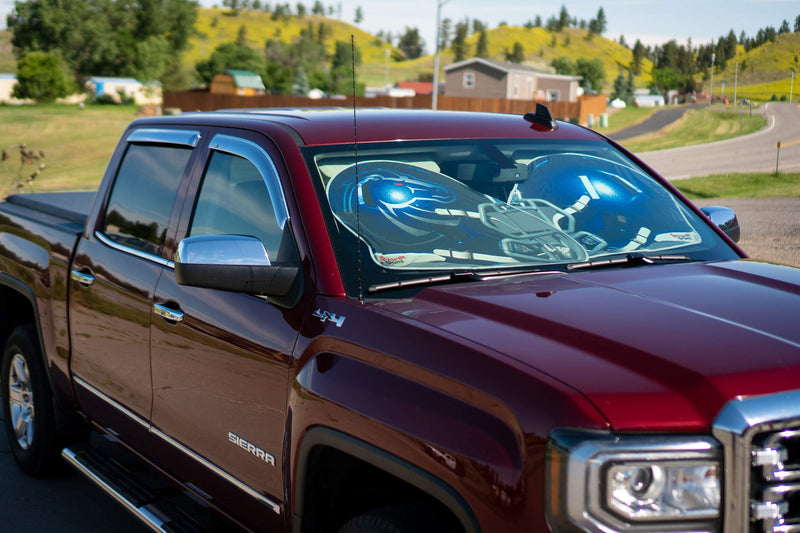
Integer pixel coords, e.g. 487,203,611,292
674,172,800,200
0,104,138,196
622,108,766,152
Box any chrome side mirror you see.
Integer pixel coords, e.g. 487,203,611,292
700,206,740,243
175,235,299,298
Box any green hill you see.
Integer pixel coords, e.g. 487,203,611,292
187,8,397,68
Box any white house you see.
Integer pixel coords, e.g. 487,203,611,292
0,74,18,103
86,77,162,105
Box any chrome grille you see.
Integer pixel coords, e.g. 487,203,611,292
751,429,800,533
713,389,800,533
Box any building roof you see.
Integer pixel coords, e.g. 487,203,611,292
0,74,17,81
395,81,434,95
444,58,581,81
223,69,266,91
88,77,142,85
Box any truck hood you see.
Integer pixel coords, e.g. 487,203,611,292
377,260,800,431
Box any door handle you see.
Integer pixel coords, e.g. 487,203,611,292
153,303,184,324
70,270,95,287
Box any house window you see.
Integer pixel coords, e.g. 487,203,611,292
463,72,475,89
527,79,534,99
546,89,561,102
513,75,520,97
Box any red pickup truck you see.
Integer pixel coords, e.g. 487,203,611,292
1,107,799,533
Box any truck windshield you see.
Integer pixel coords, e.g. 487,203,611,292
303,138,738,294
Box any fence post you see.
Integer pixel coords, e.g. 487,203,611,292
776,142,781,174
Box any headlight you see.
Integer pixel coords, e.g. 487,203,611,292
546,429,722,533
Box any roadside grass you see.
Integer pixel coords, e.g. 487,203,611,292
0,104,138,195
621,108,766,152
674,172,800,200
600,106,662,134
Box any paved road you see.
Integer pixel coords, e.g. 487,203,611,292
0,413,149,532
638,102,800,179
610,104,702,141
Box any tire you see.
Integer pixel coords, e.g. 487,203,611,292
338,505,448,533
1,324,59,476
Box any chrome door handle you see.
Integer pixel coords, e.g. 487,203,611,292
70,270,95,287
153,303,184,324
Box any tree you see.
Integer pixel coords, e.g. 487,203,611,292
505,42,525,63
329,40,363,95
795,15,800,33
195,42,264,85
631,39,646,75
594,7,607,34
575,57,605,91
551,56,576,75
610,67,633,104
651,66,681,99
439,18,452,49
8,0,197,85
312,1,324,15
557,5,570,31
476,30,489,58
296,3,306,16
779,19,791,34
237,25,249,46
397,27,424,59
451,21,469,61
354,6,363,24
13,51,75,102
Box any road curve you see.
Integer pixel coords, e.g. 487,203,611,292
610,104,701,141
635,102,800,180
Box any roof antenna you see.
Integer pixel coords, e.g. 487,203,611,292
524,103,559,131
351,35,364,304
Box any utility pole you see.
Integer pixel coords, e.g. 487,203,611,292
791,71,795,103
432,0,452,111
709,53,715,107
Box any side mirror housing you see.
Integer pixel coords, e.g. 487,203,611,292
700,206,740,243
175,235,300,302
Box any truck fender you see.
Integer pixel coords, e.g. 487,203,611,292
293,427,480,533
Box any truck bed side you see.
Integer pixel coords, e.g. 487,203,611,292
0,191,93,407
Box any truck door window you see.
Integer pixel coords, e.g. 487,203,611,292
102,143,192,259
189,149,294,263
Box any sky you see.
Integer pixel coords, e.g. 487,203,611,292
1,0,798,51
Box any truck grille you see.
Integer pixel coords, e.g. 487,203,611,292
713,390,800,533
751,429,800,533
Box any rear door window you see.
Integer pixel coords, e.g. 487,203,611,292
102,131,198,259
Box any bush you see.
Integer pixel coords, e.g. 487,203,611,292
12,51,76,103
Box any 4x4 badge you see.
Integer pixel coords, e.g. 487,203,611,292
313,309,345,327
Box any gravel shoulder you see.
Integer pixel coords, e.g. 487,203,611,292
693,197,800,267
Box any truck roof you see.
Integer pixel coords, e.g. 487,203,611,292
136,107,603,146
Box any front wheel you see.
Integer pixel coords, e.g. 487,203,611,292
1,324,59,475
339,505,451,533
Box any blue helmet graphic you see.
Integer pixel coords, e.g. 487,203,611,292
326,161,587,268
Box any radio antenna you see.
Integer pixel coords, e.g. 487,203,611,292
351,35,364,303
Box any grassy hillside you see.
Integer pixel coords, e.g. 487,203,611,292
713,33,800,100
187,8,396,68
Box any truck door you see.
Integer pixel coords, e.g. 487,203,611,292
70,129,202,444
149,131,302,528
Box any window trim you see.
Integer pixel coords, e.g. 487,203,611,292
127,128,201,148
95,230,175,268
208,134,290,231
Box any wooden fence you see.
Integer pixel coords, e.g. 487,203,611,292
162,92,607,125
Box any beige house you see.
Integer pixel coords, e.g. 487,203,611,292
444,58,582,102
0,74,17,103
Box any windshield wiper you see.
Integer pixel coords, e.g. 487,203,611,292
566,253,693,271
367,267,558,294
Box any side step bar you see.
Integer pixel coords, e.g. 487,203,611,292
61,448,168,533
62,443,209,533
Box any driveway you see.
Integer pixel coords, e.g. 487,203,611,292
610,104,702,141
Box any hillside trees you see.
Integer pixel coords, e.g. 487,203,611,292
451,20,470,61
7,0,198,88
196,42,265,85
